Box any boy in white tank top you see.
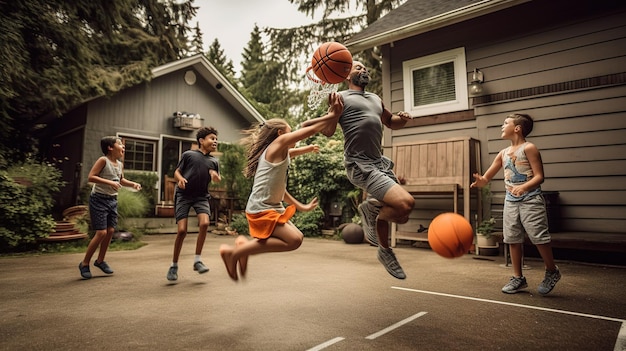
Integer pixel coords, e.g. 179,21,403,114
471,113,561,295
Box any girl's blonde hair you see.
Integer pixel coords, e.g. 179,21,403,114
241,118,290,178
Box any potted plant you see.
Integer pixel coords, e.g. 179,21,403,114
476,216,499,257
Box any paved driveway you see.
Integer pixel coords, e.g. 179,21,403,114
1,234,624,350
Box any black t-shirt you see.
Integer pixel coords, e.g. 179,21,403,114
175,149,219,197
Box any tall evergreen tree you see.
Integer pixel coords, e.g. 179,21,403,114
206,38,235,78
191,22,205,55
239,25,307,123
264,0,406,97
0,0,199,166
239,25,273,105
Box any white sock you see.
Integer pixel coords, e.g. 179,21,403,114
171,262,178,268
194,255,201,263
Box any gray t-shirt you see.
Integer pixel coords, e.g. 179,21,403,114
338,90,384,163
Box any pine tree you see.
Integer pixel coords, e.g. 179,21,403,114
264,0,406,96
239,25,273,104
191,23,205,55
206,39,235,78
239,25,307,123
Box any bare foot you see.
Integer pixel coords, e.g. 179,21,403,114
235,236,249,278
219,244,238,281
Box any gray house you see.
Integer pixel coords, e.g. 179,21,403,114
44,54,264,214
344,0,626,252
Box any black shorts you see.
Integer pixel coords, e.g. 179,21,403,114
174,192,211,222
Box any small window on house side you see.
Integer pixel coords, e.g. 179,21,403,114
403,47,469,117
122,137,157,171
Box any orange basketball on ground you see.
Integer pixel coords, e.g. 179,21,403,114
427,213,474,258
311,42,353,84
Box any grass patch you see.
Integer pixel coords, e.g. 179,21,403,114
0,238,147,257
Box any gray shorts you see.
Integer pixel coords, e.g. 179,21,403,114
345,156,398,201
174,192,211,223
503,194,551,245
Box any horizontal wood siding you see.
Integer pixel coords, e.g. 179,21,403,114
473,92,626,234
384,5,626,235
468,7,626,233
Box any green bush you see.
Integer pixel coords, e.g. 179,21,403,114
230,212,249,236
116,188,150,232
124,170,158,214
0,160,64,251
210,143,252,210
288,134,358,229
292,207,325,237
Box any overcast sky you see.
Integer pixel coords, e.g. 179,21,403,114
193,0,318,73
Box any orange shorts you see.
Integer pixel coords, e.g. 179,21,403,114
246,205,296,239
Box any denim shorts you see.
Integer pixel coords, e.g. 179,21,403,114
345,156,399,201
89,193,118,231
174,192,211,222
503,194,551,245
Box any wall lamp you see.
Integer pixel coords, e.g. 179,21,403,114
469,68,484,96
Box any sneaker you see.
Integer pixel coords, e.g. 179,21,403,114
538,267,561,295
193,261,209,274
359,201,379,246
167,266,178,281
502,276,528,294
94,260,114,274
377,247,406,279
78,262,91,279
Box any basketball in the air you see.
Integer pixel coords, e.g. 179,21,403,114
427,213,474,258
311,42,353,84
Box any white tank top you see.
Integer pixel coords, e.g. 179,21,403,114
245,149,290,214
92,158,122,196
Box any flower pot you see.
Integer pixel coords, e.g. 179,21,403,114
477,234,497,247
476,233,499,256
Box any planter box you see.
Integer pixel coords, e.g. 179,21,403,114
156,205,175,217
173,116,203,130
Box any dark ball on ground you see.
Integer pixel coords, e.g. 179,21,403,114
341,223,364,244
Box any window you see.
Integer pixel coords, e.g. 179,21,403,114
403,47,469,117
122,137,157,171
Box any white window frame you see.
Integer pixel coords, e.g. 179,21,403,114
119,134,158,172
402,47,469,117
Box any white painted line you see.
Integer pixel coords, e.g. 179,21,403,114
392,286,626,323
306,337,345,351
365,312,428,340
615,322,626,351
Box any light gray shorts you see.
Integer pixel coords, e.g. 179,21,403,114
345,156,398,201
503,194,551,245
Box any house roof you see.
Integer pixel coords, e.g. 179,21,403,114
152,54,264,124
345,0,530,53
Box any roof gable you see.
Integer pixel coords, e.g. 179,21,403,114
345,0,529,53
152,54,264,124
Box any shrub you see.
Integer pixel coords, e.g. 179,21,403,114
214,144,252,205
288,134,358,229
124,170,158,215
230,213,249,236
0,160,64,251
116,188,150,231
291,207,325,237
